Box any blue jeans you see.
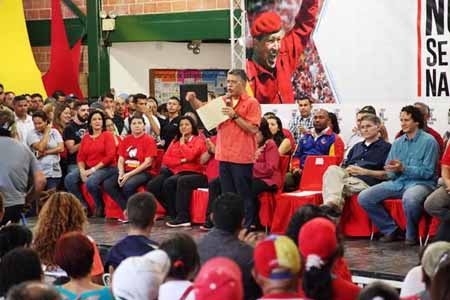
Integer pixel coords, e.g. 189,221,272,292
358,182,433,240
46,178,61,190
64,166,116,209
103,169,153,210
219,161,254,229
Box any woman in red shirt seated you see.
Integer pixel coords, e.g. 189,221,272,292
146,116,207,227
266,115,292,155
250,118,281,229
64,110,116,217
104,114,157,210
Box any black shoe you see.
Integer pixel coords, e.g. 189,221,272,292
379,228,403,243
94,207,105,218
405,238,418,246
200,219,214,231
321,204,342,218
166,218,191,228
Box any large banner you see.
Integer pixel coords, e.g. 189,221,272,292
246,0,450,104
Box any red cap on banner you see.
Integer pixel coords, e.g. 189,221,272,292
251,12,282,37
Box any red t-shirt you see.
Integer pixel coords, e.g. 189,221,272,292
118,134,157,173
441,144,450,166
260,292,305,299
77,131,117,168
215,94,261,164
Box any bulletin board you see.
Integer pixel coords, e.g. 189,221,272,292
149,69,228,102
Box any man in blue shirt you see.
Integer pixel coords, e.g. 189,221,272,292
358,106,439,245
321,114,391,217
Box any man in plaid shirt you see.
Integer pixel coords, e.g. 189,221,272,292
288,93,314,144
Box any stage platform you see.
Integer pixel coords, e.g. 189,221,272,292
28,218,421,288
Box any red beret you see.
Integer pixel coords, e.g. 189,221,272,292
251,12,282,38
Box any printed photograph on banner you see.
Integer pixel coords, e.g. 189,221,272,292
245,0,337,104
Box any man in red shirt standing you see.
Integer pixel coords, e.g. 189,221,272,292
186,69,262,229
247,0,319,104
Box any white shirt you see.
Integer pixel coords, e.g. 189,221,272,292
400,265,426,297
159,280,194,300
121,114,160,137
15,113,34,145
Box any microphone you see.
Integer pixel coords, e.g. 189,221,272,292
225,93,232,107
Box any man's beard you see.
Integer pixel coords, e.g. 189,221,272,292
78,114,87,123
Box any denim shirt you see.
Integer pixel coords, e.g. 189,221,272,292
384,129,438,191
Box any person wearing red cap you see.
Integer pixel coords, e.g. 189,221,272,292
193,257,244,300
247,0,319,104
298,218,360,300
253,235,304,299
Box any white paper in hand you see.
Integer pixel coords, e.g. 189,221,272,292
196,97,229,131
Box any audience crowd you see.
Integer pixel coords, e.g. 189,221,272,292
1,69,450,300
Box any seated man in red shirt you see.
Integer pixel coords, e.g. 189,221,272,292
253,235,303,300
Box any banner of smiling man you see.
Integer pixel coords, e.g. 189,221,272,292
246,0,450,143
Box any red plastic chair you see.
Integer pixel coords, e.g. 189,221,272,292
258,155,290,228
81,184,96,214
150,149,165,176
270,156,338,234
425,217,441,245
103,194,124,219
137,186,166,218
370,198,428,245
339,194,372,237
191,189,209,224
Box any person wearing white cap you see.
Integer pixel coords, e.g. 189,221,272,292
112,249,170,300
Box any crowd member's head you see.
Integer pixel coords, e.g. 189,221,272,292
134,93,148,114
73,100,89,123
252,235,301,295
184,111,198,126
0,248,43,296
6,282,59,300
148,97,158,115
105,117,116,134
52,90,65,103
159,232,200,281
13,95,28,118
87,110,106,135
328,112,340,134
0,84,4,103
53,103,72,133
358,281,399,300
356,106,376,131
24,94,32,105
30,93,44,112
296,93,313,118
360,114,381,142
42,103,55,123
176,115,198,140
4,92,15,109
285,204,327,246
101,93,115,112
193,257,243,300
158,103,169,118
251,12,283,70
212,193,244,235
262,111,276,119
112,250,170,300
33,192,87,265
421,241,450,290
256,117,272,147
227,69,248,98
431,259,450,300
0,225,33,258
166,96,181,118
126,94,136,114
31,111,49,134
401,105,424,134
266,115,286,147
126,192,156,233
115,95,126,116
129,114,146,136
54,232,94,280
414,102,430,126
0,106,15,137
313,109,330,133
298,217,338,300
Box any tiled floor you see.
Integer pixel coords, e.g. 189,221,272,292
28,218,420,281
